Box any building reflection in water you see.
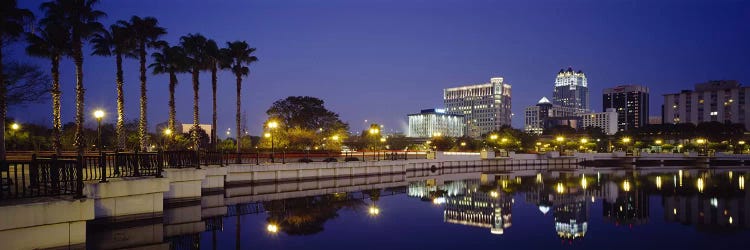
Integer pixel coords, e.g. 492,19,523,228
602,177,650,227
660,171,749,232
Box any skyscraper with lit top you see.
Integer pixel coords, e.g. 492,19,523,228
553,67,589,112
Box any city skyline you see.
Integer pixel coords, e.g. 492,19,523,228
5,0,749,136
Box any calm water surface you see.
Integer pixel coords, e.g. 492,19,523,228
89,168,749,249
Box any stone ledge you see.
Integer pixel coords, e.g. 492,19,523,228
0,197,93,231
84,178,170,199
163,168,207,182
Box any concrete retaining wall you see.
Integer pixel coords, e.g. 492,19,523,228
84,178,170,219
0,198,94,250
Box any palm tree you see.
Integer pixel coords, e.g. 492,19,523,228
150,44,187,137
0,0,33,160
91,23,134,151
205,39,225,149
222,41,257,155
120,16,166,151
180,33,211,150
41,0,105,155
26,22,69,155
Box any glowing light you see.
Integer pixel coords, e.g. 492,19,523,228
266,223,279,233
331,135,339,141
432,132,442,137
10,123,20,130
536,173,542,183
268,121,279,129
460,142,466,146
710,198,718,207
501,180,508,189
539,206,550,215
368,206,380,216
93,110,105,119
622,180,631,192
501,138,508,143
673,208,678,215
729,171,733,180
432,197,446,204
655,140,663,145
556,136,564,142
591,196,595,203
730,216,734,224
556,182,564,194
622,137,631,143
580,138,588,144
264,132,271,138
490,191,499,198
697,178,704,193
580,174,588,189
656,176,662,190
490,134,498,140
696,138,706,144
679,170,683,187
380,137,386,142
739,141,746,145
163,128,172,136
740,176,745,190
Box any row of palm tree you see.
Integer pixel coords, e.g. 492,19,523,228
1,0,257,159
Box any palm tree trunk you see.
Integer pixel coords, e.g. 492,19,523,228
115,52,125,151
0,40,6,160
235,73,242,155
73,39,86,156
211,64,217,150
139,43,148,151
51,55,62,155
168,71,177,133
192,69,200,150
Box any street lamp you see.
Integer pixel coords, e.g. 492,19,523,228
9,122,20,150
696,138,707,155
93,110,105,181
622,137,631,155
556,136,565,154
268,121,279,163
10,123,19,131
163,128,172,150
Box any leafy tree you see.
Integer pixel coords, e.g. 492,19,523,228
180,33,212,150
41,0,106,155
150,44,187,138
267,96,349,132
222,41,257,155
26,21,68,154
1,0,34,159
91,23,135,151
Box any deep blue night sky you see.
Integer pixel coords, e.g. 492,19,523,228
6,0,750,136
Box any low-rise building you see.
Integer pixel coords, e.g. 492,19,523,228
407,109,465,138
580,108,618,135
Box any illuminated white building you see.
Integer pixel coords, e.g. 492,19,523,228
554,68,589,112
407,109,465,138
444,77,512,138
663,80,750,130
524,97,579,134
580,108,618,135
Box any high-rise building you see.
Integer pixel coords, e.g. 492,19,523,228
407,109,465,138
524,97,578,134
663,80,750,130
603,85,649,132
580,108,618,135
553,67,589,112
444,77,512,138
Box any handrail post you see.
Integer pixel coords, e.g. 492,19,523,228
100,151,108,183
195,150,201,169
156,149,164,178
282,151,285,164
74,154,84,198
114,151,120,176
134,149,141,177
255,152,259,165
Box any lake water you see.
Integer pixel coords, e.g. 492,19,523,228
87,168,748,249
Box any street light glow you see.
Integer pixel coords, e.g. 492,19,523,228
556,136,564,142
268,121,279,129
369,128,380,134
580,138,588,144
696,138,706,144
368,206,380,216
622,137,631,143
264,132,271,138
10,123,20,131
266,223,279,233
332,135,339,141
93,110,105,120
164,128,172,135
490,134,498,140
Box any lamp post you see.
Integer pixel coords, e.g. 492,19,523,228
163,128,172,150
622,137,631,155
267,121,279,163
556,136,565,154
580,138,588,152
9,123,20,150
369,127,380,160
93,110,105,181
739,140,746,154
696,138,707,156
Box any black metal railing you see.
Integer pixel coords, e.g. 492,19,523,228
1,154,83,200
162,150,199,169
200,151,224,166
